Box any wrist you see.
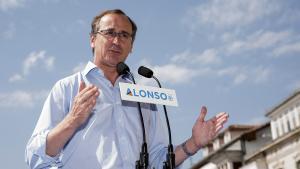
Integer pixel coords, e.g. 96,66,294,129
64,113,80,131
181,138,201,157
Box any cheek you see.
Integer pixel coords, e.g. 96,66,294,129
125,44,133,53
95,41,109,53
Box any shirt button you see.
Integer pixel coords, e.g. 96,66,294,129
50,163,57,167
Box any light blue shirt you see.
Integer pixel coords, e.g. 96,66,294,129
25,61,169,169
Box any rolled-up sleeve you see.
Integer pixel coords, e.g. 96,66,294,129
25,80,72,169
25,130,63,169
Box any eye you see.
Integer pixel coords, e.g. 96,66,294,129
121,32,130,39
105,30,115,36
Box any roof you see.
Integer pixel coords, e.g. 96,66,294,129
191,122,269,169
265,89,300,116
210,124,259,142
244,126,300,162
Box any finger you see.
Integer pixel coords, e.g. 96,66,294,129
216,113,228,122
209,129,216,138
216,114,228,122
216,116,228,127
216,112,227,118
79,84,95,95
85,99,97,112
79,81,86,92
215,124,223,133
216,114,228,124
210,116,217,124
80,98,97,113
197,106,207,122
80,86,99,102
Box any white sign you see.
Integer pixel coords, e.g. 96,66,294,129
119,82,178,107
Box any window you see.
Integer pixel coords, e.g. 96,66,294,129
233,162,242,169
220,136,224,145
208,144,213,153
287,116,292,132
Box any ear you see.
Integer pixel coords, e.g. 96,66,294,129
90,35,96,48
129,43,133,53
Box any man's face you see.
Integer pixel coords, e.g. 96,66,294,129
91,13,133,69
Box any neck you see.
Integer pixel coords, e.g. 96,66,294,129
96,63,119,85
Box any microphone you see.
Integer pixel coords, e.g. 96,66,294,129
138,66,175,169
117,62,130,75
116,62,149,169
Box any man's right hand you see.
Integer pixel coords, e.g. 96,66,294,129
46,81,99,157
68,81,100,129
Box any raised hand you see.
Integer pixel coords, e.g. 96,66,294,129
46,81,100,157
191,106,229,149
68,81,100,128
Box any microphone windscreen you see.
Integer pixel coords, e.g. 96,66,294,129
117,62,130,75
138,66,153,78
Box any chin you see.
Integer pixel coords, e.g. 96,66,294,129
104,61,120,68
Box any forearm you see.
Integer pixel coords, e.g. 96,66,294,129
175,137,200,166
46,114,78,157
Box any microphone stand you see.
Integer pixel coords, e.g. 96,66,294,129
152,76,175,169
127,72,149,169
117,62,149,169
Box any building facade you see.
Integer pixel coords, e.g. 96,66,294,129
192,90,300,169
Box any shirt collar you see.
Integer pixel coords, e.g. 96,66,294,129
82,61,133,83
82,61,98,77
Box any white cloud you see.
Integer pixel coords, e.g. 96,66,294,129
45,56,55,71
136,62,211,85
184,0,280,29
8,73,23,82
24,50,55,75
9,50,55,82
217,66,271,86
0,0,24,11
0,90,48,109
253,67,271,84
138,49,221,85
171,49,221,65
151,64,203,84
272,42,300,57
197,49,221,65
233,73,247,85
226,30,292,54
171,50,190,63
217,66,248,85
247,31,291,49
217,66,238,76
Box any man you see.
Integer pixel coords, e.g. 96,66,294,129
25,9,228,169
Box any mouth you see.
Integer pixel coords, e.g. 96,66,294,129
108,49,121,54
109,45,122,54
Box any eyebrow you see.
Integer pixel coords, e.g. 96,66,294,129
101,28,131,34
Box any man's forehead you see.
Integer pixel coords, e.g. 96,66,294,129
98,14,132,31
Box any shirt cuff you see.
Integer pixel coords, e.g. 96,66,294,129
27,130,63,168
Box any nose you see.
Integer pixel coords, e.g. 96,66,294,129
112,35,121,44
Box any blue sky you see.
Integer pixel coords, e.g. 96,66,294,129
1,0,300,168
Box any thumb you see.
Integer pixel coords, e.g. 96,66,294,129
79,81,86,92
197,106,207,122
